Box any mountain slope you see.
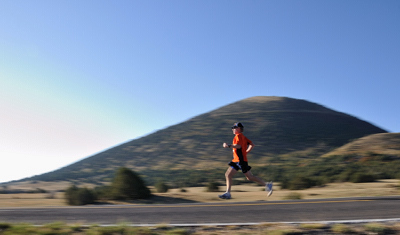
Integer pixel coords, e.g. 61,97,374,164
323,132,400,158
25,96,387,184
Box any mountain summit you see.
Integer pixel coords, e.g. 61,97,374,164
26,96,387,184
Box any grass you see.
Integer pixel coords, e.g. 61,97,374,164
141,179,400,204
364,223,393,235
2,222,400,234
299,223,327,230
331,223,354,234
283,192,303,200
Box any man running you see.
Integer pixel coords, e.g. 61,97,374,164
219,122,273,199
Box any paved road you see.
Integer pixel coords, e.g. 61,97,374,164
1,197,400,225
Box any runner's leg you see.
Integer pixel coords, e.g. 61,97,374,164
244,170,266,186
225,167,237,193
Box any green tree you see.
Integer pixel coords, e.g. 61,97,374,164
65,185,80,205
93,185,113,200
111,167,151,200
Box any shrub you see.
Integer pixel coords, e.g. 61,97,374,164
205,181,220,192
350,173,375,183
280,177,290,189
77,188,96,205
0,222,11,230
331,224,353,234
65,185,79,205
3,223,36,234
338,169,356,182
364,223,392,235
41,222,72,234
155,181,169,193
111,167,151,200
300,223,327,230
288,176,316,190
65,185,96,206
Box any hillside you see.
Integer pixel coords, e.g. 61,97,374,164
21,96,387,185
323,132,400,158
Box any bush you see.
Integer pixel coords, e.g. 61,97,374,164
288,176,316,190
331,224,354,234
111,167,151,200
0,222,11,230
350,173,375,183
93,185,113,200
65,185,96,206
155,181,169,193
205,181,220,192
279,177,290,189
3,223,36,234
300,223,327,230
365,223,392,235
338,169,356,182
77,188,96,205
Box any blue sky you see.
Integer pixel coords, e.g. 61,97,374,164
1,1,399,183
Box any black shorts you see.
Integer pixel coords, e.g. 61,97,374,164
229,161,252,173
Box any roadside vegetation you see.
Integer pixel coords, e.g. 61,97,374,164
1,221,400,234
256,153,400,190
65,167,151,205
63,152,400,206
146,152,400,193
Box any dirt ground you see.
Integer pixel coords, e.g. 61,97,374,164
0,179,399,207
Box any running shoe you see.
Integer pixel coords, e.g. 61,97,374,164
218,192,231,199
266,181,273,197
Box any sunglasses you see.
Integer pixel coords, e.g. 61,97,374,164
231,126,239,129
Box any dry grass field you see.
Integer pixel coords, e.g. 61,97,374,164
1,179,399,207
151,179,400,205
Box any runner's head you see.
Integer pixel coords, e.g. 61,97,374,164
232,122,244,132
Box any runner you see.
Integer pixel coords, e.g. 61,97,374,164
219,122,273,199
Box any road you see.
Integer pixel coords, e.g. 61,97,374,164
1,197,399,225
